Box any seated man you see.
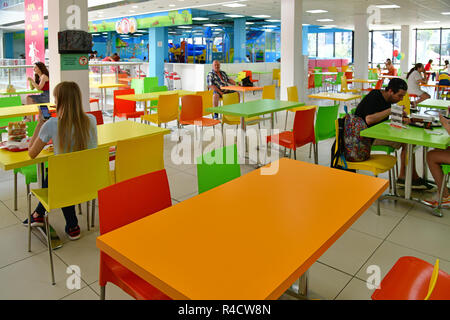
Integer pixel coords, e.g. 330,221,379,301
424,114,450,207
355,78,432,190
384,59,397,76
207,60,239,118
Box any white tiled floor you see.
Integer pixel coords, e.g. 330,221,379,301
0,92,448,300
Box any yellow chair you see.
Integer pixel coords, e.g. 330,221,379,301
328,66,338,72
340,76,360,94
113,135,165,184
397,92,411,115
272,69,280,87
28,146,111,284
262,85,276,100
236,71,247,83
196,90,214,117
341,65,349,72
141,93,180,127
334,120,397,199
284,86,318,130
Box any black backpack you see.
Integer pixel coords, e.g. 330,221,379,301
241,76,254,87
331,109,356,173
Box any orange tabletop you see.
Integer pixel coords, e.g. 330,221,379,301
221,85,264,92
96,159,388,300
347,79,378,83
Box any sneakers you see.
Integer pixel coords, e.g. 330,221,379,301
397,178,434,191
22,213,44,228
66,225,81,241
423,195,450,208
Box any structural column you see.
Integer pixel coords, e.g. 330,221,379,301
302,25,309,56
0,30,3,59
48,0,90,110
233,18,246,63
353,14,369,80
148,27,166,86
280,0,306,101
400,25,413,76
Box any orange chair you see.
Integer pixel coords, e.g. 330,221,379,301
113,89,144,122
243,70,258,84
267,107,317,163
308,73,315,90
179,95,221,133
98,169,172,300
89,98,100,110
362,78,384,92
372,256,450,300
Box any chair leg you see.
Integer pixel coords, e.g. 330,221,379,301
388,169,393,194
86,202,90,232
437,174,449,210
78,204,82,216
91,199,96,228
284,111,289,131
294,148,297,160
27,192,32,252
100,285,106,300
44,213,56,285
314,143,318,165
14,171,18,211
309,144,312,159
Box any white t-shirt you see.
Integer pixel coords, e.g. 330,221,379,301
39,114,98,154
407,70,424,96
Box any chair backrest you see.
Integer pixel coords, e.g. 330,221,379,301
397,92,410,115
196,90,213,116
345,71,353,80
26,121,38,137
315,104,339,142
308,73,315,89
314,72,322,86
328,66,337,73
180,95,203,122
130,78,144,94
293,107,316,146
262,85,276,100
48,146,110,210
0,96,21,108
98,169,172,235
222,92,239,106
341,65,349,72
287,86,299,102
143,77,159,92
236,71,247,82
114,89,136,115
86,110,104,125
374,78,384,90
272,68,280,80
341,76,348,90
243,70,253,80
0,96,23,127
156,93,179,124
196,144,241,194
115,135,165,183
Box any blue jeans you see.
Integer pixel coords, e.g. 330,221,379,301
34,172,78,230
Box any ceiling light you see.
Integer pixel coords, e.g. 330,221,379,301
319,25,337,29
263,25,277,28
178,26,192,28
169,4,176,7
246,22,254,25
441,12,450,15
132,5,138,8
306,10,328,14
302,24,310,26
266,19,280,23
204,24,219,27
192,17,209,21
252,15,271,18
375,5,400,9
225,14,245,18
264,29,273,32
316,19,333,22
222,3,247,8
424,20,440,23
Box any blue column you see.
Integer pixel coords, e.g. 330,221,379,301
233,18,246,63
163,27,168,62
5,33,14,58
149,27,165,86
302,26,309,56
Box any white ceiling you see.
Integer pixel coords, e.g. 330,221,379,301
1,0,449,31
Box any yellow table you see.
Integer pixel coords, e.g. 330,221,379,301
116,90,195,115
90,83,128,111
0,103,55,120
308,92,361,102
96,159,388,300
347,79,379,90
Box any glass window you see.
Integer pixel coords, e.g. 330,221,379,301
393,30,401,67
334,32,352,60
372,30,394,65
317,32,333,58
308,33,317,57
416,29,440,65
441,29,450,66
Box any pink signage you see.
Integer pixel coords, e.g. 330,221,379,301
25,0,45,85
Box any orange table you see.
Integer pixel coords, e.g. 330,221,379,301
420,83,450,99
221,85,264,102
96,159,388,300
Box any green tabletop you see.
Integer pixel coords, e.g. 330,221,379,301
207,100,305,118
0,90,43,96
361,121,450,149
252,71,272,75
418,99,450,110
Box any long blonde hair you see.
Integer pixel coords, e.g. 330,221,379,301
54,82,91,153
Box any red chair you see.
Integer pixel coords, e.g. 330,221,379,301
86,110,104,125
98,169,173,300
372,256,450,300
308,73,315,90
113,89,144,122
179,95,221,133
89,98,100,110
267,107,317,163
362,78,384,92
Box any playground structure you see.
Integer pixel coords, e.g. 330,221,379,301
168,26,232,64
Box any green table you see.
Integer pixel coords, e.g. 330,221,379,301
361,121,450,213
418,99,450,116
207,99,305,164
0,89,43,96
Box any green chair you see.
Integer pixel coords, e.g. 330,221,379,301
131,77,159,94
313,73,323,93
13,121,48,211
310,104,339,159
330,72,343,92
435,164,450,216
0,96,23,133
196,144,241,194
146,85,168,113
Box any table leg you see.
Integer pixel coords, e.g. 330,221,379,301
37,162,44,188
422,146,428,182
239,116,247,164
405,144,413,200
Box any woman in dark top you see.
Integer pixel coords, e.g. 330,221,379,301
26,62,50,104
